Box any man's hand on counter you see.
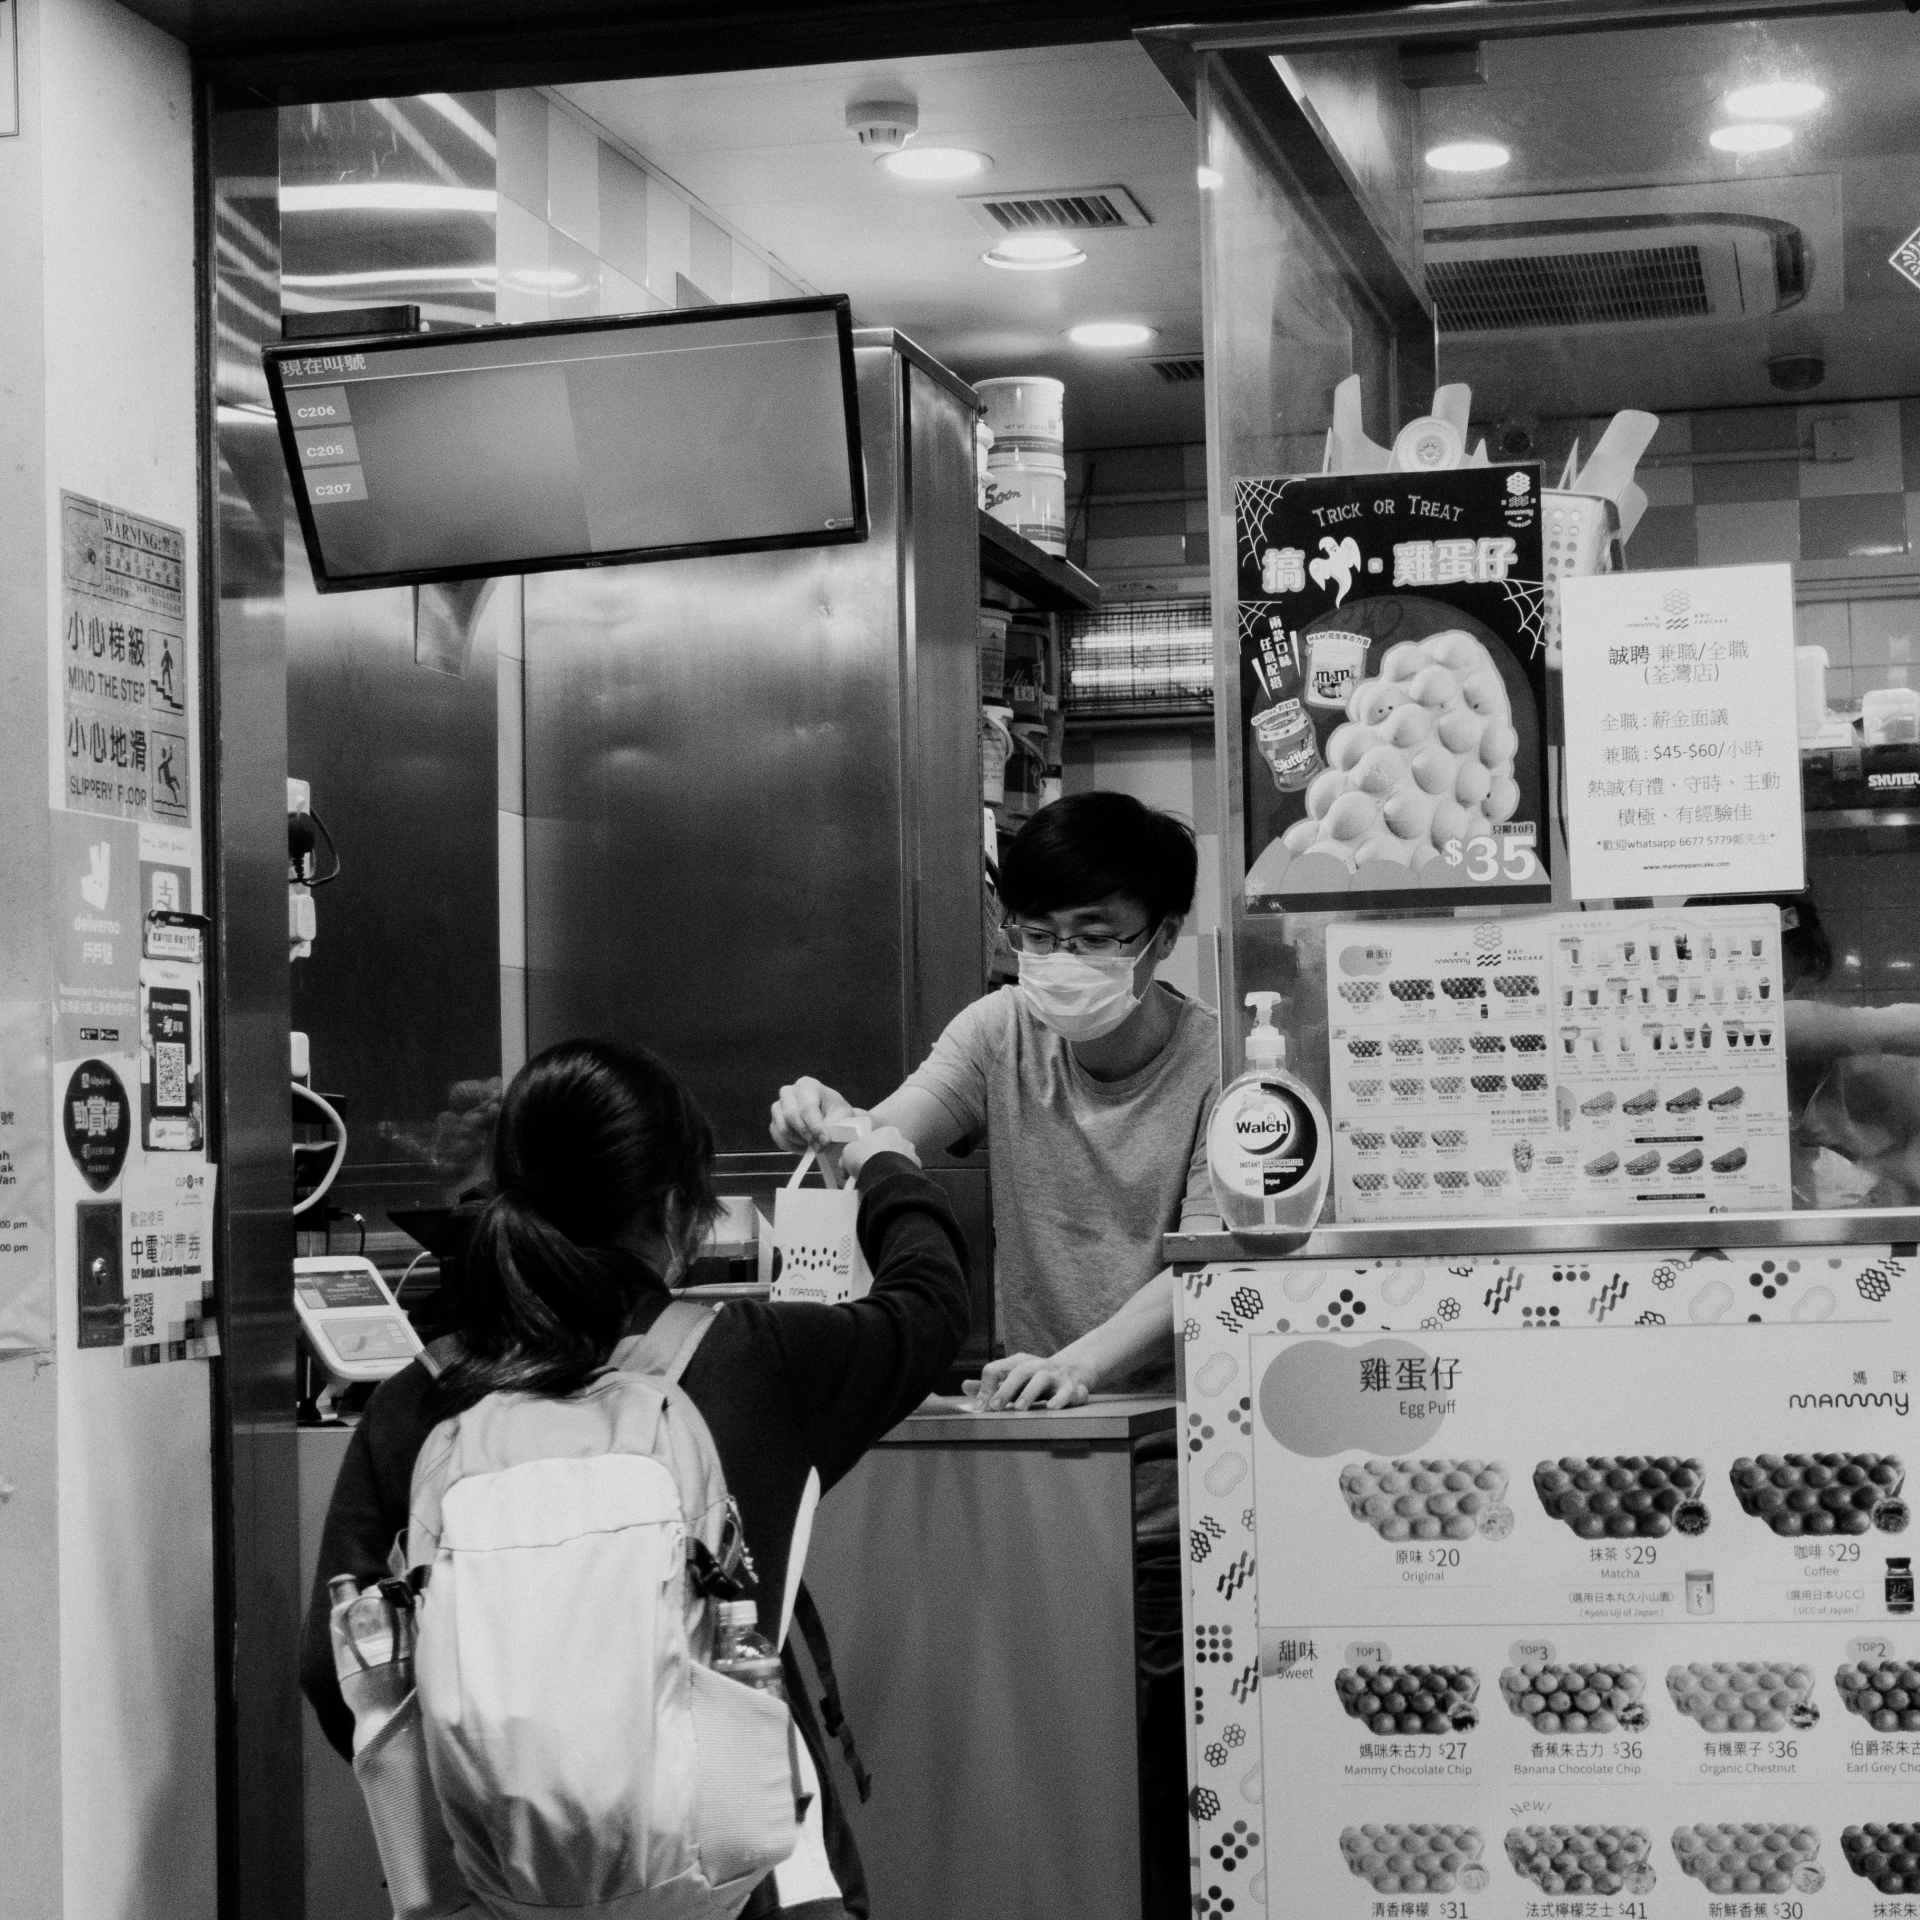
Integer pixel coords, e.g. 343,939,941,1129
964,1269,1179,1413
965,1352,1095,1412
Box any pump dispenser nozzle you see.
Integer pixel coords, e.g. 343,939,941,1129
1245,990,1286,1069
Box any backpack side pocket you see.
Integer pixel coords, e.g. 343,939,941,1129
352,1689,473,1920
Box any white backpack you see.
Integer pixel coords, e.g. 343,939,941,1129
349,1301,800,1920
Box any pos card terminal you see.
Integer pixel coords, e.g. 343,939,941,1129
294,1255,423,1420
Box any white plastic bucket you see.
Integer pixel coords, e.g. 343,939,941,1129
977,377,1065,472
983,463,1066,555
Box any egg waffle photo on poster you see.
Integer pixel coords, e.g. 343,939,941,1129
1235,464,1551,915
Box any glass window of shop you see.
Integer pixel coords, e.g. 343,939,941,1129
1185,3,1920,1230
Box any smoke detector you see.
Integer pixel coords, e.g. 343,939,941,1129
846,100,918,151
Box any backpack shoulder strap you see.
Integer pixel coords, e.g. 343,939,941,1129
417,1333,463,1380
613,1299,722,1385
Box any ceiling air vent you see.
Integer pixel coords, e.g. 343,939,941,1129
1429,244,1713,332
962,184,1151,235
1423,176,1842,335
1138,355,1204,385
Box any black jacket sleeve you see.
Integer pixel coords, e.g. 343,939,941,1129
298,1357,442,1762
748,1152,972,1488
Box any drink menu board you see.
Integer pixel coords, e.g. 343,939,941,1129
1178,1247,1920,1920
1326,906,1790,1223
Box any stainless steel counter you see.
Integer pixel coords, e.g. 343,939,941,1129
1165,1205,1920,1264
807,1392,1174,1920
872,1391,1175,1446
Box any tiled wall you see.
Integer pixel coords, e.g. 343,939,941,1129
1060,727,1221,1009
489,89,813,1070
1807,840,1920,1009
1063,442,1209,593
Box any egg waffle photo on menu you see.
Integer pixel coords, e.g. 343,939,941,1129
1338,1825,1487,1895
1505,1826,1656,1896
1236,464,1549,913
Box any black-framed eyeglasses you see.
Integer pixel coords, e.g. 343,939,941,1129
1004,920,1157,958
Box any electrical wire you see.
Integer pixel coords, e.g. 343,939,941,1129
292,1081,348,1216
306,806,344,886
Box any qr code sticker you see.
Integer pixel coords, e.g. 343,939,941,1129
128,1293,155,1338
156,1042,187,1109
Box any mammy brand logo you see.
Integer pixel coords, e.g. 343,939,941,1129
1787,1389,1909,1416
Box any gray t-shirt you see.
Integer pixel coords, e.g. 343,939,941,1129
903,984,1223,1386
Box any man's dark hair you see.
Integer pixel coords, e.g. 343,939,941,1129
1000,791,1198,925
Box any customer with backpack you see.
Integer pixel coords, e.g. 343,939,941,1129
301,1038,970,1920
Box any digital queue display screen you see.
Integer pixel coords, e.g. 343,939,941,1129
263,295,867,592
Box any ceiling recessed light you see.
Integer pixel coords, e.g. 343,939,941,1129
983,234,1087,271
1425,140,1511,173
1710,122,1794,153
508,267,584,290
1197,165,1225,190
1725,79,1825,118
879,146,991,181
1067,320,1156,348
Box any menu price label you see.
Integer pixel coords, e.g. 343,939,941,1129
1561,563,1804,901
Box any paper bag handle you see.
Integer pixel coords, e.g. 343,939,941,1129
786,1112,872,1192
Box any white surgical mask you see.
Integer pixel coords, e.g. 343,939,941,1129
1016,948,1144,1041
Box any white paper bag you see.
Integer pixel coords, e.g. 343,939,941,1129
768,1149,873,1306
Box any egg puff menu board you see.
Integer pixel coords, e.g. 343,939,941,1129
1325,905,1790,1223
1236,466,1550,914
1177,1250,1920,1920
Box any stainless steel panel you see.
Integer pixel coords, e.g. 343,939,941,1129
279,95,497,329
204,87,304,1920
279,92,504,1220
525,338,985,1151
1165,1206,1920,1265
298,1427,388,1920
901,358,985,1066
807,1437,1145,1920
285,548,504,1216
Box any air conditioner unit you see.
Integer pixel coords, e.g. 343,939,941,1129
1423,175,1842,335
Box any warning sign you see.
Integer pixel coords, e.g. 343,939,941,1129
58,493,191,826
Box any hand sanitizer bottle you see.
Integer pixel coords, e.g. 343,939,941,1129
1208,991,1331,1231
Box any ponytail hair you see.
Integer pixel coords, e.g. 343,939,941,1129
433,1039,720,1412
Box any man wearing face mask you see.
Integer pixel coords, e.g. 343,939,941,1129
771,790,1219,1409
770,791,1217,1920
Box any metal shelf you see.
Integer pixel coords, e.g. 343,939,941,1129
979,511,1102,613
1164,1207,1920,1265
